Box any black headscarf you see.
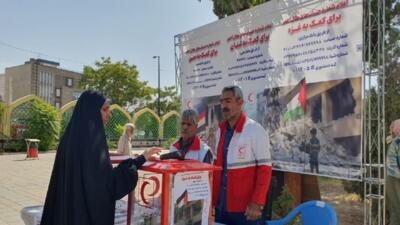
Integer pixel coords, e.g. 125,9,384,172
41,90,144,225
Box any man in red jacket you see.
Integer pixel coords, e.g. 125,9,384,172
213,85,272,225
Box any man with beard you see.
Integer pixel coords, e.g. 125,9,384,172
213,85,272,225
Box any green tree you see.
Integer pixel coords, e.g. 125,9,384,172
145,86,181,116
80,57,153,107
383,0,400,129
207,0,267,18
0,102,6,138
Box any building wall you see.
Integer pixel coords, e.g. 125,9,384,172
4,59,82,107
5,64,32,104
0,74,4,101
50,66,81,107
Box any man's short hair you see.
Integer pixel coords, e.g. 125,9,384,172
181,109,198,125
222,85,243,100
310,128,317,135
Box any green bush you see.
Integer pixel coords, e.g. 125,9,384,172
163,137,178,149
0,102,6,135
19,100,60,151
107,139,118,150
105,109,129,140
116,124,125,137
4,139,25,152
272,185,300,225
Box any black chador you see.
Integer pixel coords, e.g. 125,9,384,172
41,90,145,225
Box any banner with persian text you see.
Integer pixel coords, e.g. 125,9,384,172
176,0,363,180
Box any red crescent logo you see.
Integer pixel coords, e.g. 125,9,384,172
248,92,255,103
139,176,161,205
238,146,246,154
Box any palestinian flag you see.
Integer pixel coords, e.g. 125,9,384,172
176,190,188,208
283,79,307,121
197,110,206,127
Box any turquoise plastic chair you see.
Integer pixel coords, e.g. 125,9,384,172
266,200,337,225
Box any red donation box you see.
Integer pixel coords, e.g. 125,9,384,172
135,160,221,225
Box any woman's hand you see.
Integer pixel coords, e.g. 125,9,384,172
142,147,161,161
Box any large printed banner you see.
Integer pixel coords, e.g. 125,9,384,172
177,0,363,180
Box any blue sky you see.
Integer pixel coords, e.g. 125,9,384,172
0,0,217,88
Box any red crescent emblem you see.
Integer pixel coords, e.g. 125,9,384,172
248,92,255,103
139,176,161,205
238,146,246,154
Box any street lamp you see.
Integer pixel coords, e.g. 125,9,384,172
153,56,161,116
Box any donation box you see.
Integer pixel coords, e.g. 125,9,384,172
134,160,221,225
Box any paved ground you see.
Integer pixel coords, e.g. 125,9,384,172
0,150,364,225
0,149,153,225
0,152,54,225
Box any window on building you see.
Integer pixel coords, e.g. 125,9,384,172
66,78,73,87
55,88,61,97
55,102,61,109
38,71,55,105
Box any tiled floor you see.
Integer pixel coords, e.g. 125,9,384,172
0,152,53,225
0,149,151,225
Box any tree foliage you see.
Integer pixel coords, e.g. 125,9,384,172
0,102,6,136
210,0,268,18
382,0,400,129
207,0,400,133
144,86,181,116
80,57,153,107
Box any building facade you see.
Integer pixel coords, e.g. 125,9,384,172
5,58,82,108
0,74,4,102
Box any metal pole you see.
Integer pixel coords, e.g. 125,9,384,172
157,56,161,116
153,56,161,116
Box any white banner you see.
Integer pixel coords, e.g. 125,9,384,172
178,0,362,98
177,0,363,180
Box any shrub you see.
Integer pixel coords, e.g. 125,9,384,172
163,137,178,149
4,139,25,152
272,185,300,225
0,102,6,135
19,100,60,151
116,124,125,137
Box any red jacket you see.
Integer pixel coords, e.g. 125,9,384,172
212,112,272,212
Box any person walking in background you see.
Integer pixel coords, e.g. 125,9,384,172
117,123,135,156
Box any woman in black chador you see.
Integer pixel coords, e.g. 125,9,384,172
40,90,159,225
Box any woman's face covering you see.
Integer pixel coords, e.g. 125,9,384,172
101,101,112,125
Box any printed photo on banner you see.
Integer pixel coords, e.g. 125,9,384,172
257,77,362,179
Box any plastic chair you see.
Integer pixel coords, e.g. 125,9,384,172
266,200,337,225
